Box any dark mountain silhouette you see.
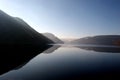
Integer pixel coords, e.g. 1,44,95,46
0,10,54,46
71,35,120,46
0,10,54,75
42,33,64,44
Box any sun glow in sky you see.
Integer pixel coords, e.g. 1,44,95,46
0,0,120,38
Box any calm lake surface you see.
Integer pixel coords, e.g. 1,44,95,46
1,44,120,80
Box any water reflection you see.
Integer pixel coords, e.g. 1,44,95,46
0,45,52,75
75,45,120,53
43,45,60,53
1,44,120,80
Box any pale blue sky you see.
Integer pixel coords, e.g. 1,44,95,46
0,0,120,38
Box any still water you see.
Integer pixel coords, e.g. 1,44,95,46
1,44,120,80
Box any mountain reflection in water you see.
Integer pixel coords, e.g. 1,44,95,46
43,45,60,53
0,45,52,75
75,45,120,53
1,44,120,80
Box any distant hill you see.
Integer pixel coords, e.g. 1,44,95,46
71,35,120,46
61,38,77,44
42,33,64,44
0,10,54,47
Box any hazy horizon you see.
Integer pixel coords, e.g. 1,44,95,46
0,0,120,38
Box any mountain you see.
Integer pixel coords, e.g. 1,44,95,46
71,35,120,46
61,38,76,44
0,10,54,75
42,33,64,44
0,10,54,47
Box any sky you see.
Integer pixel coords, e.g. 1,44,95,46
0,0,120,38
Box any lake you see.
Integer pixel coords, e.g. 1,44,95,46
1,44,120,80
